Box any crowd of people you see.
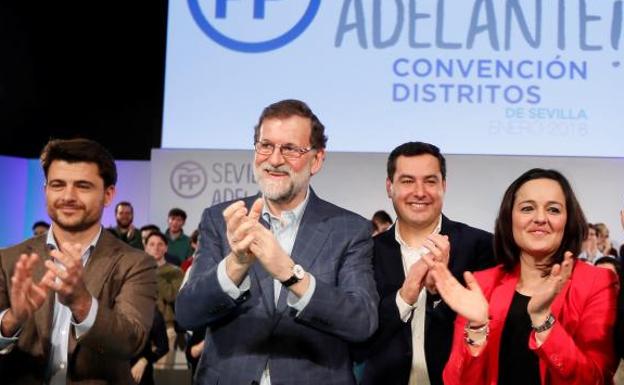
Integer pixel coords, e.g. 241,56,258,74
0,99,623,385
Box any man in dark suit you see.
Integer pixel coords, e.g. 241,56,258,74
0,138,157,384
359,142,495,385
176,99,378,385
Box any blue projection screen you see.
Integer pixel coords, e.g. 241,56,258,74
163,1,624,157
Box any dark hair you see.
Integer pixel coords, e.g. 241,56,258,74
253,99,327,150
190,229,200,244
115,201,133,213
372,210,393,225
32,221,50,231
145,231,168,245
386,142,446,181
140,224,160,234
595,256,622,279
40,138,117,188
168,208,187,221
494,168,587,271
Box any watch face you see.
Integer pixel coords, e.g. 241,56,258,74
293,264,305,279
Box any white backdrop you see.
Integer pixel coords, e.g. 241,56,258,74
164,1,624,157
149,149,624,245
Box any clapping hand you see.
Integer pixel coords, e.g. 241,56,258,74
3,253,53,336
223,199,263,266
422,234,450,294
42,243,92,323
223,198,263,284
248,222,293,282
399,259,429,305
527,251,573,326
422,253,489,326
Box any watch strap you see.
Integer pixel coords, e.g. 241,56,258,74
280,275,301,287
532,314,556,333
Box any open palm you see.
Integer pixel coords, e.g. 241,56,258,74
424,254,489,325
527,251,573,319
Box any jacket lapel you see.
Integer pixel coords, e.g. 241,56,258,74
485,267,519,381
253,216,276,315
275,191,330,314
536,260,575,384
31,241,55,357
241,195,276,315
82,231,122,299
380,226,406,287
488,269,518,329
68,231,123,354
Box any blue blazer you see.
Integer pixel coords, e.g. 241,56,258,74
176,190,379,385
358,216,495,385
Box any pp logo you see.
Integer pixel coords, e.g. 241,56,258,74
188,0,321,53
170,161,208,199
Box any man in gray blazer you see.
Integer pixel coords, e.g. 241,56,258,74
176,99,379,385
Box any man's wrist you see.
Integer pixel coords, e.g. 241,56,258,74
398,285,419,306
1,309,22,337
71,295,92,324
225,253,251,285
274,257,296,282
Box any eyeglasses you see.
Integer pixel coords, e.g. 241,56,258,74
254,141,313,159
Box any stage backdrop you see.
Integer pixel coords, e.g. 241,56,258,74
2,151,623,248
149,149,624,247
163,1,624,157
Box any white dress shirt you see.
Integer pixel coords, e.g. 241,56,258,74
394,217,442,385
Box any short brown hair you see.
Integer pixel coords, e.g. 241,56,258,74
40,138,117,188
253,99,327,150
494,168,587,272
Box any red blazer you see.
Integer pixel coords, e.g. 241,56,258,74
443,260,618,385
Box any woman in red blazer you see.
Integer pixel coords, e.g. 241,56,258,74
423,168,618,385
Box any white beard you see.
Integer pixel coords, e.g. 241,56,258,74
254,162,310,203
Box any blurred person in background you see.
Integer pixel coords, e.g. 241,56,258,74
144,231,184,370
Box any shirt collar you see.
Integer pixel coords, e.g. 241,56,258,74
46,225,103,263
262,187,310,228
395,214,442,249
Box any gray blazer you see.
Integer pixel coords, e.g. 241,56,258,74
176,189,379,385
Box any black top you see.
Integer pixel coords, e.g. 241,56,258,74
498,291,541,385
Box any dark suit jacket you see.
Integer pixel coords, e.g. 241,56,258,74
131,307,168,385
175,190,379,385
359,216,495,385
0,230,158,385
